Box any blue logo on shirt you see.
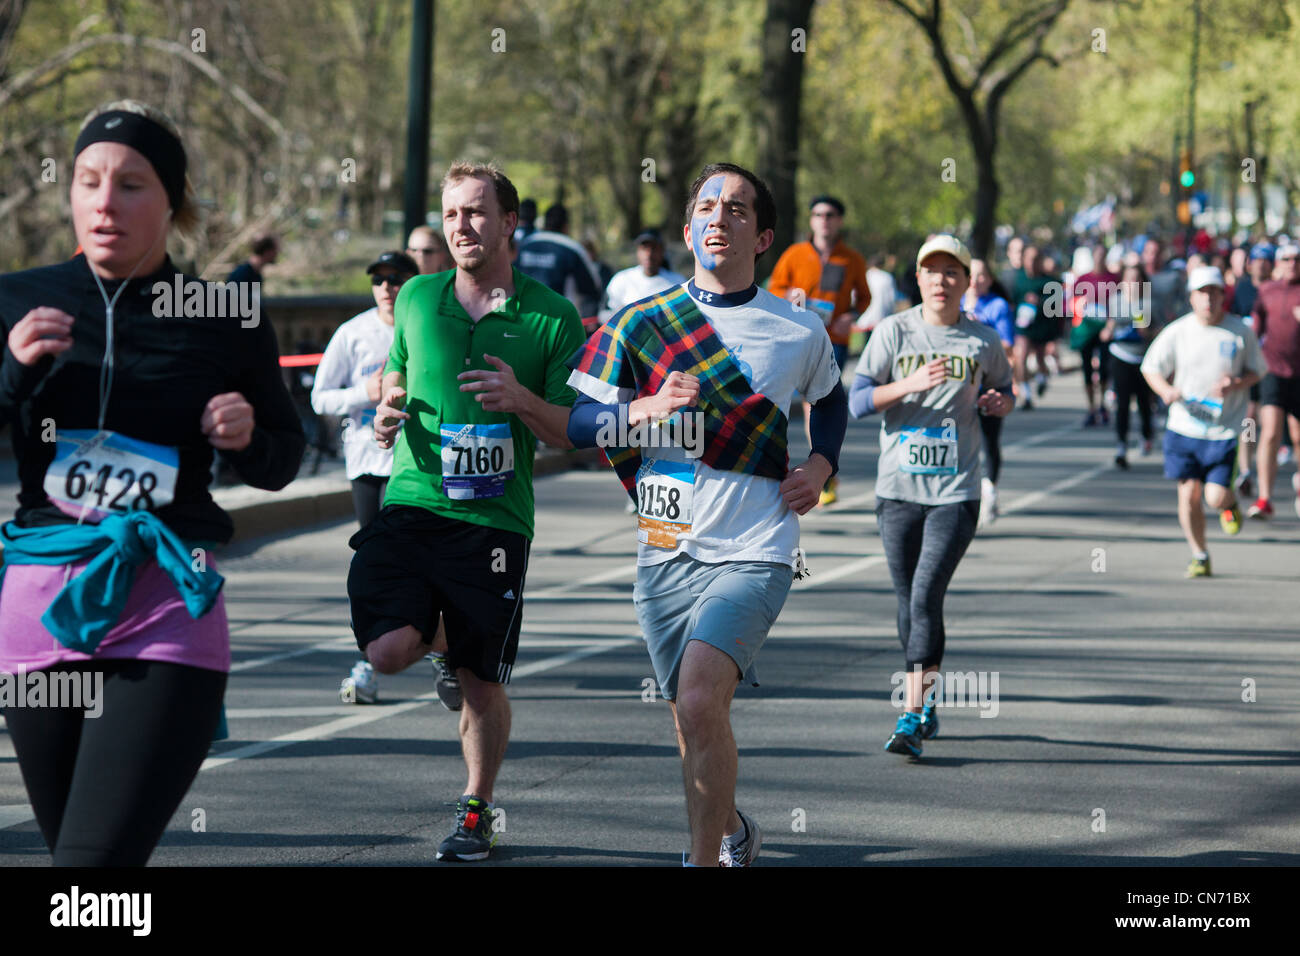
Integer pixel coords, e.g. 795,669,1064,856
727,344,754,385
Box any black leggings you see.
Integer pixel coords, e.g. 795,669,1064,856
979,413,1003,484
351,474,389,529
1080,339,1111,391
4,659,226,866
1111,358,1154,444
876,498,979,669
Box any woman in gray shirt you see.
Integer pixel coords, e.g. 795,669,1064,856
849,235,1014,758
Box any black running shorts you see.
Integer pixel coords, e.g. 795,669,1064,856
346,505,530,684
1259,373,1300,418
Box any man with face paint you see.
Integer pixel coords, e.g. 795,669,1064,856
565,163,847,865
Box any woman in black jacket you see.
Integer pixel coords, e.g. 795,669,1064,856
0,100,304,865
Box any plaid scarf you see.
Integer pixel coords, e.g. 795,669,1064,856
569,284,789,493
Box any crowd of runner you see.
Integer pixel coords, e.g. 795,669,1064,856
2,98,1296,867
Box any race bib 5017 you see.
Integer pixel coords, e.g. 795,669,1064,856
899,425,958,476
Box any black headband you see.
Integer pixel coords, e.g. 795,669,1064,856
74,110,187,213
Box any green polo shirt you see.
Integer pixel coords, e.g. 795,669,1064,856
383,267,585,539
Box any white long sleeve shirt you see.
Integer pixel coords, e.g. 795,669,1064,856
310,307,394,479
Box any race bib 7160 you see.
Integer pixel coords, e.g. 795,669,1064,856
440,423,514,500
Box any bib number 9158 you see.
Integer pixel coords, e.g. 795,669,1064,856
636,459,694,549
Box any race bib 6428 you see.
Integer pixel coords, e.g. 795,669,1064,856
43,429,178,522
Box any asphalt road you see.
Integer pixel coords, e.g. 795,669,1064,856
2,372,1298,866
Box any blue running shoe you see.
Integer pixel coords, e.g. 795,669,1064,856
885,712,923,756
919,703,940,740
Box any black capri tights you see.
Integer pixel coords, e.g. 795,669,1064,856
876,498,979,669
4,659,226,866
979,413,1003,485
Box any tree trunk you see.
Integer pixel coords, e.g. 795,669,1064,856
971,149,1000,261
756,0,815,279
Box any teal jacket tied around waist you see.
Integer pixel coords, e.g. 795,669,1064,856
0,511,225,654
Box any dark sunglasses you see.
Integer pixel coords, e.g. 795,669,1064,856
371,272,412,287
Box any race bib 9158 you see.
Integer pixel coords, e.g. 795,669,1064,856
43,429,178,521
899,426,958,476
441,423,514,500
1182,396,1223,435
636,458,694,549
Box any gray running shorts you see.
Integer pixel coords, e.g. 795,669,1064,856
633,554,794,701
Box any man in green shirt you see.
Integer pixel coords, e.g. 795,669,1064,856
347,161,585,862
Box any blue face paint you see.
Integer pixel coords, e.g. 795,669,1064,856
691,174,726,271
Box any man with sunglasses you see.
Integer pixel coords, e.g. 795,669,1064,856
349,162,585,862
406,225,453,274
313,251,417,704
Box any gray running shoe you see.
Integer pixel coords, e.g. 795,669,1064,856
429,653,462,711
718,810,761,867
435,795,497,861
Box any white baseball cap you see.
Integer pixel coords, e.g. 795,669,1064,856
916,234,971,271
1187,265,1225,292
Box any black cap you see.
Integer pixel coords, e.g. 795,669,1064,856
634,229,662,245
808,195,845,215
366,251,419,276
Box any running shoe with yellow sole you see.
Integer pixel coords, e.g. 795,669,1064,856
1185,556,1211,578
1219,505,1242,535
818,478,839,507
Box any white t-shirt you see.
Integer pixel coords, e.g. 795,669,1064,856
310,307,395,479
1140,312,1260,442
599,265,687,321
859,266,899,329
568,283,841,567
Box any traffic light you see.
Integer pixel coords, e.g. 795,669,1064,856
1177,150,1195,224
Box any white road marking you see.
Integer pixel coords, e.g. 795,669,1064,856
199,639,638,772
0,806,34,830
229,636,355,672
0,639,640,830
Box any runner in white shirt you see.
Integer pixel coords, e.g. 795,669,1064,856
1141,266,1261,578
598,229,686,322
312,251,459,706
